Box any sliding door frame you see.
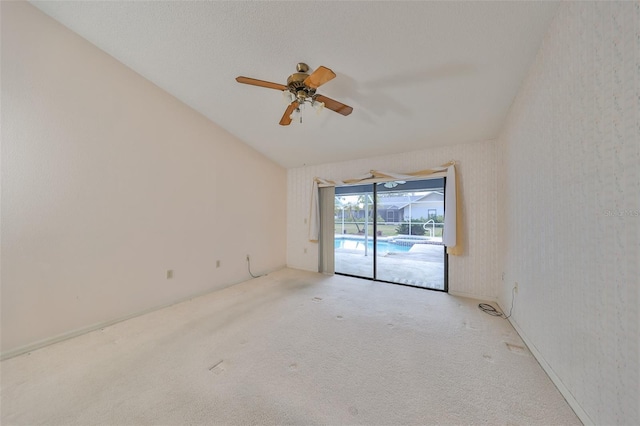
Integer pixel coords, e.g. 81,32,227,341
334,177,448,292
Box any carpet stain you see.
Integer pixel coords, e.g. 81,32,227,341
348,406,359,416
483,354,494,362
288,363,298,371
312,297,323,302
505,343,529,356
463,320,480,330
387,323,394,328
336,315,343,320
209,360,225,374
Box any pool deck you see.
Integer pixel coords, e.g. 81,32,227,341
335,237,445,290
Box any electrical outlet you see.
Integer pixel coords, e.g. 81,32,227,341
166,270,173,279
514,282,519,293
216,260,220,268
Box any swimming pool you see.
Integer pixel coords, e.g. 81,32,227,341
334,239,412,253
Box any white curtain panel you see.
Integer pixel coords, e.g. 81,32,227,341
318,186,335,274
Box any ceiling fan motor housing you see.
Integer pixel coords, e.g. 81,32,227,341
287,72,316,101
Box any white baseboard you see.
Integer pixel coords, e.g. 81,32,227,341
1,266,285,361
1,304,172,361
448,289,497,301
497,303,593,426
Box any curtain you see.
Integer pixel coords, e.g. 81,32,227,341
318,186,335,274
308,161,462,255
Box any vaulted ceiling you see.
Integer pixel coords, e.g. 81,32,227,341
31,1,559,168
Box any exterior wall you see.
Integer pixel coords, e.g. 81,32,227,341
407,196,444,220
497,2,639,424
1,2,287,355
287,139,498,300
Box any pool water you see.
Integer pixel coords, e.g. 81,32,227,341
334,239,412,253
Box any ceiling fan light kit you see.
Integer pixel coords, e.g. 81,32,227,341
236,62,353,126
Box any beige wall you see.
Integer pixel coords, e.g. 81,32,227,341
497,2,639,424
287,139,498,300
1,2,286,355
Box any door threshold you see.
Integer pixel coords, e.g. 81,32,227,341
335,272,447,292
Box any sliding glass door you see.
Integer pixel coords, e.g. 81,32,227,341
334,178,447,291
334,186,374,279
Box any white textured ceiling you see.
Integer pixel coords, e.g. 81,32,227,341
30,1,559,168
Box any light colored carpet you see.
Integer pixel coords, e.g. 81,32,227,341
1,268,580,425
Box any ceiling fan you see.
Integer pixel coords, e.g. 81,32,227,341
236,63,353,126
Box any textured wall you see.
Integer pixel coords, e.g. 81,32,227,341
497,2,639,424
287,140,497,300
1,2,286,354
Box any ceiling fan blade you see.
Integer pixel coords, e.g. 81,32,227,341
315,95,353,116
303,66,336,89
236,76,287,91
279,101,299,126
